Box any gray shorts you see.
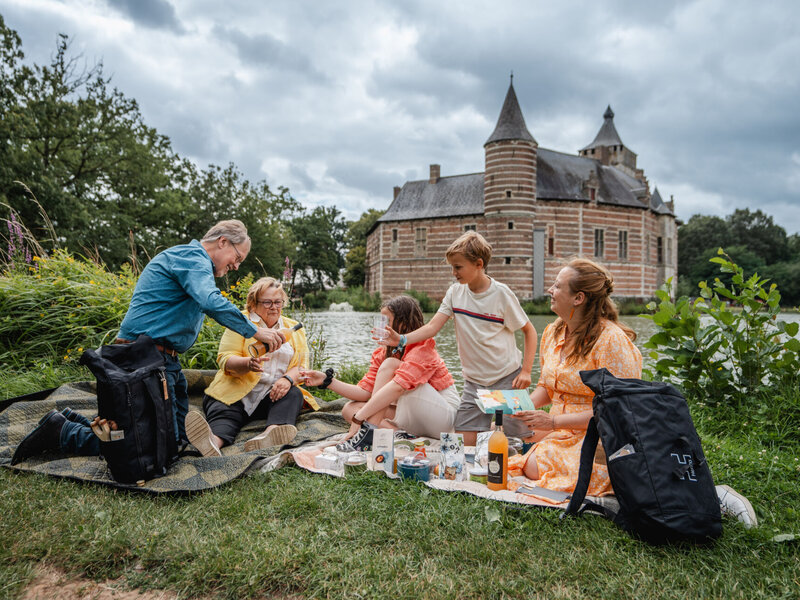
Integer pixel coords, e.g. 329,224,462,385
453,367,531,439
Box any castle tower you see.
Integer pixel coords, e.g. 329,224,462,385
483,77,538,297
579,106,641,180
483,78,538,214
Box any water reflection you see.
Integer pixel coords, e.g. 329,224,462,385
304,311,660,388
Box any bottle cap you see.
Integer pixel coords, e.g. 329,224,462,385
495,408,504,426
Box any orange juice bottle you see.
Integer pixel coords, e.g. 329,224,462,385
487,409,508,491
248,323,303,357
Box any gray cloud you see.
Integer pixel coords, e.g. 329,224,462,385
3,0,799,231
106,0,184,33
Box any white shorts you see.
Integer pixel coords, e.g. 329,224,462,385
393,384,460,439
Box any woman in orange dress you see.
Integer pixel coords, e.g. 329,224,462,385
510,258,642,496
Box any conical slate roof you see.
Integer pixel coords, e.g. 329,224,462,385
580,105,624,151
485,81,536,145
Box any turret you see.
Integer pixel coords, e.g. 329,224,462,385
483,77,537,215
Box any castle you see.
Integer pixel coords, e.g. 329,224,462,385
364,80,678,301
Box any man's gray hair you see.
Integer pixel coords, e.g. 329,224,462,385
201,220,249,245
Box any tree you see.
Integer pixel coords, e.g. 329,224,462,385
678,214,730,283
184,163,301,281
726,208,790,265
343,208,384,287
0,26,183,268
290,206,347,293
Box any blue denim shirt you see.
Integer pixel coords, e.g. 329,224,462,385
118,240,257,353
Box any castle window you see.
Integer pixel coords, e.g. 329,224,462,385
657,237,664,264
464,224,476,231
507,221,514,230
594,229,605,258
667,238,673,265
589,188,596,201
548,237,554,256
505,257,511,264
618,230,628,260
505,190,512,198
391,228,399,257
415,227,427,257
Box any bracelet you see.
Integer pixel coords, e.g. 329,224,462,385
282,374,294,386
352,414,364,425
318,367,335,389
393,334,407,356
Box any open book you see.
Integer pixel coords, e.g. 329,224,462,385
475,389,535,414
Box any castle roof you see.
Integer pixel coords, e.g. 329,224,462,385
377,149,672,224
485,81,537,145
650,187,672,215
580,105,624,151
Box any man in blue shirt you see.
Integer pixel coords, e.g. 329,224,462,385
12,220,285,462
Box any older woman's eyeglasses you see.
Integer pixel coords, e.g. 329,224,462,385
256,299,283,308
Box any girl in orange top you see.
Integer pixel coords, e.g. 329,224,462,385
305,295,459,441
510,258,642,496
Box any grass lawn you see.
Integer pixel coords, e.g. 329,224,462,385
1,367,799,599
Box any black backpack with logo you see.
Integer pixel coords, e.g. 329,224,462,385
563,368,722,544
80,335,178,484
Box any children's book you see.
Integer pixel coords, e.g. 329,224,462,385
475,389,535,414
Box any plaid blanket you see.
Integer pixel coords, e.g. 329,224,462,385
0,370,348,494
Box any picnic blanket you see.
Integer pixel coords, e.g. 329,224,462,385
0,370,348,494
260,438,621,515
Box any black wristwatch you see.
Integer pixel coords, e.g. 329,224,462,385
318,367,335,389
282,374,294,385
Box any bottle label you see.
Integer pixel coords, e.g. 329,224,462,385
487,451,505,484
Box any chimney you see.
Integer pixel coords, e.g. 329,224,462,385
429,164,440,183
393,186,401,200
668,195,675,212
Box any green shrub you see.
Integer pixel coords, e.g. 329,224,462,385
521,296,551,314
643,249,800,406
403,289,437,313
0,250,329,372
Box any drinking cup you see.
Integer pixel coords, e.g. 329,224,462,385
373,314,389,342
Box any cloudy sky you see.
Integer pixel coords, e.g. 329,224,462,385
3,0,800,231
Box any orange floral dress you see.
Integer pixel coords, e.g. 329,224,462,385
512,319,642,496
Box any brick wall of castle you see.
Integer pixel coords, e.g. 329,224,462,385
365,201,678,302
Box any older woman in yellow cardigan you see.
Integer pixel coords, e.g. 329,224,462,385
185,277,318,456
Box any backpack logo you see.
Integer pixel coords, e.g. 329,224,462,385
671,453,697,481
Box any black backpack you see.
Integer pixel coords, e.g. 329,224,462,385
563,368,722,544
80,335,178,484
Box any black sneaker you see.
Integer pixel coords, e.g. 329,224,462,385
336,422,375,452
394,430,417,441
11,410,67,464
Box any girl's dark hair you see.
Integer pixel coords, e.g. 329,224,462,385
382,295,425,359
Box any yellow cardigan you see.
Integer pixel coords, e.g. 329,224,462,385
204,312,320,411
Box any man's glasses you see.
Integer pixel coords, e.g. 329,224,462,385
230,241,243,265
256,299,284,308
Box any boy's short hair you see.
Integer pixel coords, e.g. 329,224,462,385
446,231,492,266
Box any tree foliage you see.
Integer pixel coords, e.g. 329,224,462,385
0,18,344,280
343,208,384,288
290,205,347,293
678,209,800,305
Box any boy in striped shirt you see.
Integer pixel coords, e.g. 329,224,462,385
382,231,537,445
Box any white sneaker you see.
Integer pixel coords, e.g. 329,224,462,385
716,484,757,528
185,411,222,457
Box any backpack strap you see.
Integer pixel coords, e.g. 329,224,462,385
562,416,600,519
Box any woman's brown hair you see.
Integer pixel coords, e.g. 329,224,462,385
553,258,636,362
382,295,425,359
